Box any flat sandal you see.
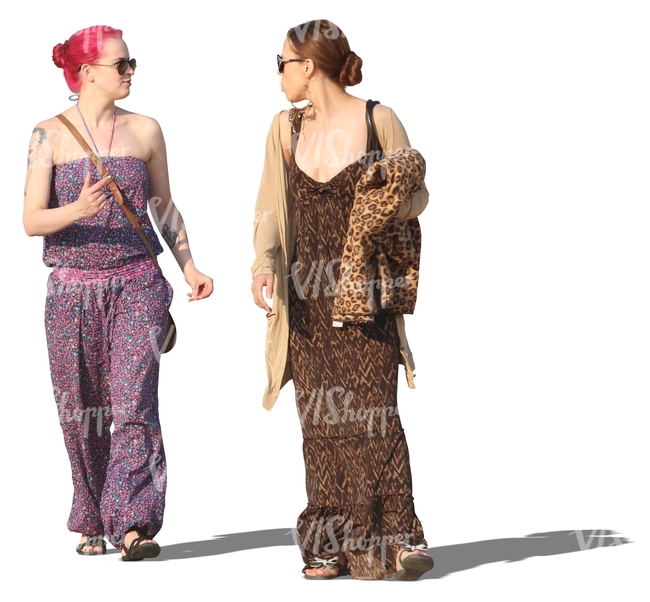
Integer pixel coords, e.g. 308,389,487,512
121,527,161,562
394,543,434,581
303,556,349,580
76,534,107,556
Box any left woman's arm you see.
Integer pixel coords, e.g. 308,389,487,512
143,117,213,301
374,105,429,221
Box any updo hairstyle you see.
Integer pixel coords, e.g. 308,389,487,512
52,25,123,93
286,20,362,88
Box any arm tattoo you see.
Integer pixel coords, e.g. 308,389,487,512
162,224,179,249
25,127,47,195
28,128,47,169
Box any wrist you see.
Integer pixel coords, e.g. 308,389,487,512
182,259,197,275
69,200,84,223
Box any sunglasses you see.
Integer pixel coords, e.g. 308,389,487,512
277,54,306,74
88,58,137,75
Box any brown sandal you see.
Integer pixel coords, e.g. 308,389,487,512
394,543,434,581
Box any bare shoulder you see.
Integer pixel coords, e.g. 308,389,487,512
33,116,62,130
118,111,165,162
26,118,60,161
29,116,64,141
41,107,79,133
31,113,80,164
348,95,367,112
120,110,163,136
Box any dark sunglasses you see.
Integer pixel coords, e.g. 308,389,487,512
277,54,306,74
89,58,137,75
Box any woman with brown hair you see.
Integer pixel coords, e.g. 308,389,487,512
24,25,213,560
252,20,433,580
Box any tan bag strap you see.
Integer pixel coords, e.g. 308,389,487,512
55,113,162,275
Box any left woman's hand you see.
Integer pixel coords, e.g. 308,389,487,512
184,266,214,301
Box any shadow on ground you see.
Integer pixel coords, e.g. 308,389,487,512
147,528,630,578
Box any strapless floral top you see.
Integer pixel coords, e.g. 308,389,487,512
43,156,163,269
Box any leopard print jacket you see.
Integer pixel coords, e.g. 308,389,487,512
332,147,426,325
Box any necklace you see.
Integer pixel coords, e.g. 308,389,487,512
75,102,116,158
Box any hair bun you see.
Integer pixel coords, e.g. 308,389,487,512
339,51,362,87
52,41,69,69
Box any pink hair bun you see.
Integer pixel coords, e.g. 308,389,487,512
52,41,68,69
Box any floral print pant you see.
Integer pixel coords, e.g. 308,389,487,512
44,256,172,548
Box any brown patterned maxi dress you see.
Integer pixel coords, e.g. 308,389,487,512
288,146,427,580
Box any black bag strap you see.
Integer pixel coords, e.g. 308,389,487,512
366,100,384,160
289,99,383,160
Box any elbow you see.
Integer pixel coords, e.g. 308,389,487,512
408,187,429,219
23,216,39,237
417,194,429,215
395,189,428,221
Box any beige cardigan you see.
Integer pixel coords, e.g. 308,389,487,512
251,104,428,410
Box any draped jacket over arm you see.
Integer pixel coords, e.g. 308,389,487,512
332,147,426,325
252,104,428,410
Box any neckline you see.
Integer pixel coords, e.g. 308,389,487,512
291,101,372,185
53,156,146,168
291,151,369,186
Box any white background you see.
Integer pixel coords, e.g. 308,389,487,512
1,1,647,599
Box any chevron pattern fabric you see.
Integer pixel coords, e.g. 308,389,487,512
288,155,427,580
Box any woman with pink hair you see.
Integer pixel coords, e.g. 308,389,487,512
23,25,213,560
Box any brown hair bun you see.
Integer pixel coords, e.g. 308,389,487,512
339,51,362,87
287,20,363,89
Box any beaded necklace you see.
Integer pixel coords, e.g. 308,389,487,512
75,102,116,158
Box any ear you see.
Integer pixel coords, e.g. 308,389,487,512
303,58,315,78
80,64,94,83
